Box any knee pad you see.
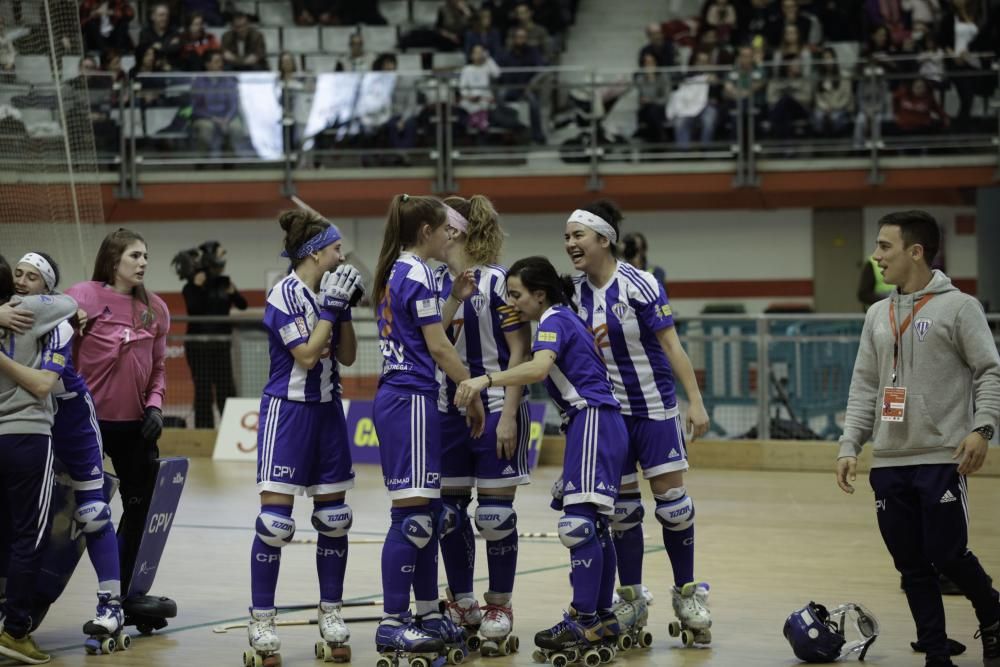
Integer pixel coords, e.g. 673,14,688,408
311,504,352,538
610,498,644,533
74,500,112,534
654,487,694,532
475,505,517,541
558,514,597,549
401,513,434,549
439,495,472,538
255,512,296,548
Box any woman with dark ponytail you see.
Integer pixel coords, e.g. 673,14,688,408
455,255,628,662
371,194,485,661
432,194,532,651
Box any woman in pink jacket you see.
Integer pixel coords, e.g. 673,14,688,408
67,228,171,612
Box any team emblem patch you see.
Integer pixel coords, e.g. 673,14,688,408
914,318,932,341
611,302,630,321
470,292,487,315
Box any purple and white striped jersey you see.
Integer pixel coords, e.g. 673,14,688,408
574,261,678,419
262,270,345,403
434,264,525,414
377,252,442,397
41,320,89,399
532,305,619,417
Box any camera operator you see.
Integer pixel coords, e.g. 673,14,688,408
173,241,247,428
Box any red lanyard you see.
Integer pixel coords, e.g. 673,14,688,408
889,294,933,384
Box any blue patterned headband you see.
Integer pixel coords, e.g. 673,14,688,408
281,224,342,259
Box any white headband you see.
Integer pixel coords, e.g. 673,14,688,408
567,209,618,244
19,253,56,291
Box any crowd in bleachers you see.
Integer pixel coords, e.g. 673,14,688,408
633,0,999,149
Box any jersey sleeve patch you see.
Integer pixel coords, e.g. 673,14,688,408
537,331,557,342
279,316,308,345
416,298,438,318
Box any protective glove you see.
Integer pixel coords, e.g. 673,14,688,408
141,406,163,441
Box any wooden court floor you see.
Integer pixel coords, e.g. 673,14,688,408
18,459,1000,666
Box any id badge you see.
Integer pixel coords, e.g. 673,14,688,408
881,387,906,422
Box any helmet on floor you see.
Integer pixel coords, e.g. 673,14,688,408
783,601,879,663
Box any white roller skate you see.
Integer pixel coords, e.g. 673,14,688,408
83,591,129,655
244,607,282,667
375,612,445,667
669,582,712,647
315,601,351,663
442,588,482,651
612,585,653,651
479,592,519,657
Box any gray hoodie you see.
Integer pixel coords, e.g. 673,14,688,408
0,293,78,436
838,270,1000,466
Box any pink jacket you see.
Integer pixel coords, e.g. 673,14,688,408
66,281,170,422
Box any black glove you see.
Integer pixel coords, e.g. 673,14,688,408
141,406,163,441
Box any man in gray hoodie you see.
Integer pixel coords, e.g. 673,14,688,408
836,211,1000,667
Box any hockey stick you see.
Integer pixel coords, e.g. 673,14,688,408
213,615,382,634
275,600,382,612
290,532,642,545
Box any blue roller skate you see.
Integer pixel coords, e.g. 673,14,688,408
417,610,468,665
375,613,445,667
83,591,129,655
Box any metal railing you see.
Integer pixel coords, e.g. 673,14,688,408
164,312,1000,441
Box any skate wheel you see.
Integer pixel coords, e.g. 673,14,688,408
314,641,325,659
410,657,430,667
118,632,132,650
699,629,712,644
668,621,681,637
466,635,481,652
617,634,633,651
597,645,613,663
551,652,568,667
531,649,547,663
376,657,393,667
480,640,497,657
243,649,255,667
681,629,695,647
498,638,510,656
639,630,653,648
447,647,464,665
509,635,519,653
102,637,117,653
582,649,602,667
565,648,579,663
331,645,351,663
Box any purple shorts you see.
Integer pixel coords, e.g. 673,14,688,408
440,402,531,489
52,393,105,491
256,394,355,496
373,387,441,500
562,406,628,513
620,410,689,485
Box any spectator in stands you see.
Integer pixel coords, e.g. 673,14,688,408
458,44,501,137
292,0,337,26
74,55,120,152
770,0,815,46
724,44,767,111
865,0,907,46
766,57,812,139
399,0,470,51
638,22,675,67
634,52,669,144
222,12,267,71
465,7,502,59
812,47,853,137
371,53,422,158
693,26,734,66
750,32,769,67
737,0,782,47
622,232,667,288
703,0,738,44
130,45,168,104
918,29,946,92
773,24,812,72
668,49,720,148
191,49,246,156
903,0,942,33
180,12,220,71
498,26,546,143
507,2,552,62
336,33,376,72
940,0,987,130
137,3,182,70
182,0,225,27
80,0,134,54
528,0,570,45
862,25,901,81
891,76,949,134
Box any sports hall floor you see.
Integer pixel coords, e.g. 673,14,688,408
15,459,1000,666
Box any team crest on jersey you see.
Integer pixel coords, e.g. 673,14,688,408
914,318,932,341
470,291,487,315
611,302,630,321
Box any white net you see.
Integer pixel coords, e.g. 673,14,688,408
0,0,107,284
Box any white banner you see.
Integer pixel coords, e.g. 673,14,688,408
214,397,356,461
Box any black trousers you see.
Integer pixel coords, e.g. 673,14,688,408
0,434,54,637
99,421,159,595
870,464,1000,659
185,341,236,429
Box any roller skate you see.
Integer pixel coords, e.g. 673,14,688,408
83,592,130,655
531,607,605,667
442,588,482,652
594,609,621,663
479,591,519,657
244,607,282,666
612,585,653,651
417,609,468,664
314,601,350,663
669,582,712,647
375,613,445,667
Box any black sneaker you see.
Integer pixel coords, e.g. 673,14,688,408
976,620,1000,666
911,637,966,656
924,656,957,667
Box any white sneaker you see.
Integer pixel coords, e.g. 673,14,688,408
248,608,280,652
318,601,350,643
